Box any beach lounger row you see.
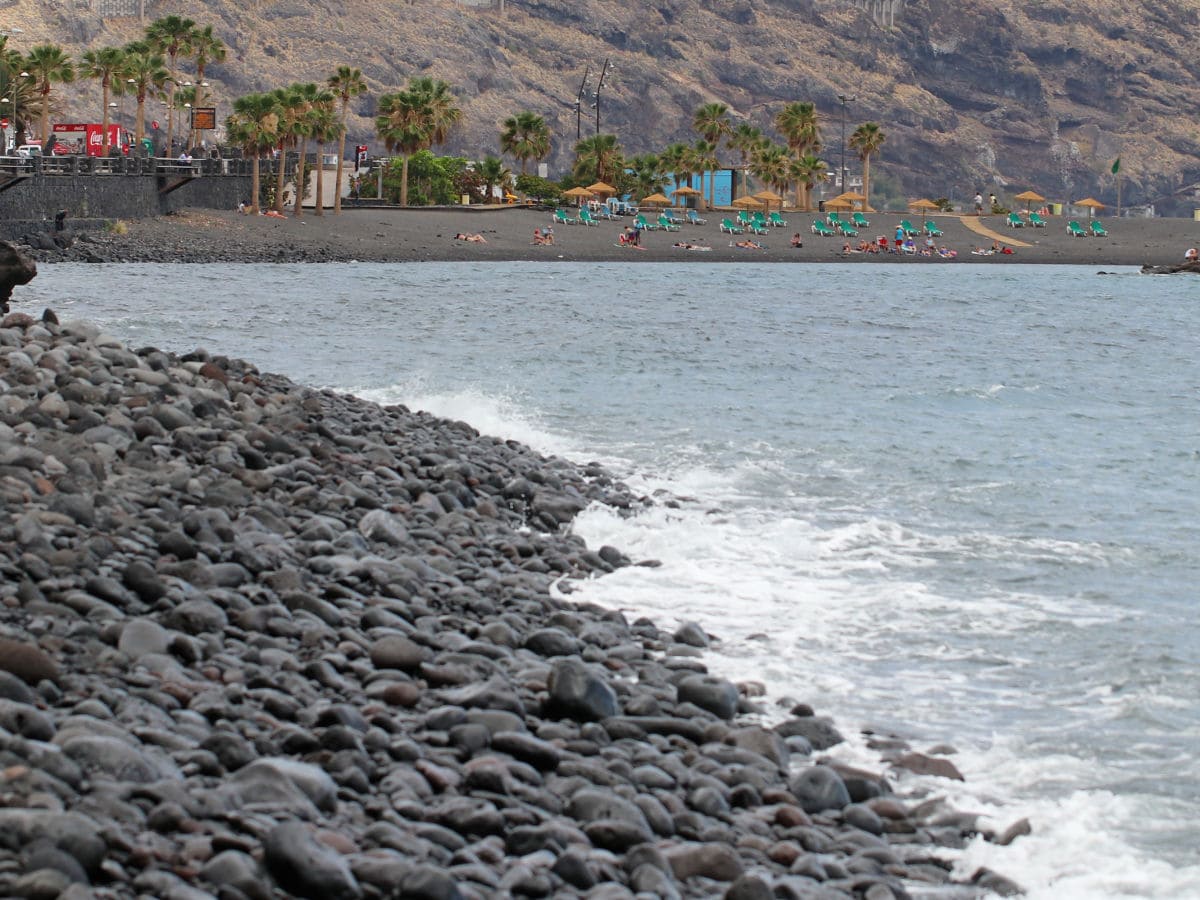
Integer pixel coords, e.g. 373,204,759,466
1007,212,1049,228
1067,219,1107,237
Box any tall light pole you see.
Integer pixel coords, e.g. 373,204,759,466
573,65,590,142
593,58,611,137
838,94,856,193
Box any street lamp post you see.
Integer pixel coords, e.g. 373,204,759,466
593,58,611,137
573,66,589,143
2,70,31,152
838,94,856,194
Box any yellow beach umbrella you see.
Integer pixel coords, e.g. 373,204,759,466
641,193,671,207
823,197,853,210
754,189,783,212
908,198,939,211
837,190,867,210
1074,197,1105,217
671,185,702,208
563,185,594,207
586,182,617,196
731,195,762,208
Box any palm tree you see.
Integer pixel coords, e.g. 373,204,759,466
145,15,196,153
475,155,510,203
791,154,828,211
271,84,308,213
775,101,820,206
660,142,695,194
227,92,278,213
750,143,791,201
849,122,886,212
572,133,622,184
375,77,461,207
375,90,426,207
693,102,731,207
80,47,126,154
775,101,820,156
729,123,762,199
190,26,225,148
327,65,366,215
408,76,461,149
691,139,721,210
24,44,74,145
499,110,551,175
626,153,666,202
308,99,338,216
121,43,169,148
283,82,334,217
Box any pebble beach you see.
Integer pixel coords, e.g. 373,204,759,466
0,306,1029,899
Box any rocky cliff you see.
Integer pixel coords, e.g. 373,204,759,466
5,0,1199,210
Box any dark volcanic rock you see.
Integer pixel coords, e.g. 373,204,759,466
0,315,1013,900
0,240,37,313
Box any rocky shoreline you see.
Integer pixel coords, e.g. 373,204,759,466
0,309,1024,900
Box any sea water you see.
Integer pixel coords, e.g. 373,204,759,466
29,261,1200,898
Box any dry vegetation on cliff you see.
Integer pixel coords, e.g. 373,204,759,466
5,0,1200,209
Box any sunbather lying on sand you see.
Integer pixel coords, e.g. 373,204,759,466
673,241,712,251
455,233,487,243
732,239,765,250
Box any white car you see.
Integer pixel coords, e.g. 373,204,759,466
15,144,42,158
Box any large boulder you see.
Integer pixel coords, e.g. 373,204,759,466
0,240,37,313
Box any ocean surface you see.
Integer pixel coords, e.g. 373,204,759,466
27,261,1200,899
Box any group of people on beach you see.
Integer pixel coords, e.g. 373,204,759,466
531,227,555,245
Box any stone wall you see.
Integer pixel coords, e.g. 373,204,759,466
0,167,252,234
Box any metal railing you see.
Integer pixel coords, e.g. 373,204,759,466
0,154,271,178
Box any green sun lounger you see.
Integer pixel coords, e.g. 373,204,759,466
811,219,835,237
924,220,943,237
721,218,744,234
1027,212,1047,227
1090,220,1108,237
769,211,788,227
1067,220,1088,237
899,219,918,237
851,212,870,229
1007,212,1025,228
657,213,681,232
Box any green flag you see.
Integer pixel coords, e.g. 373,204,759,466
1112,158,1121,175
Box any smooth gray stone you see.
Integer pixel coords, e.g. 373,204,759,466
263,821,361,900
60,735,181,784
544,658,618,721
0,699,55,741
0,810,106,873
789,766,852,814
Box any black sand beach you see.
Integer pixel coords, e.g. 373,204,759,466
17,206,1200,267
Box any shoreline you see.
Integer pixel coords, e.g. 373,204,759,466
0,310,1023,899
12,206,1199,267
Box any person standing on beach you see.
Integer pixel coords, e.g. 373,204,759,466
974,192,984,216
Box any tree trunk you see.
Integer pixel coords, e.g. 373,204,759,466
101,79,111,154
273,142,286,212
293,136,307,217
40,90,49,145
250,156,260,214
314,141,325,216
862,154,872,212
400,156,409,207
333,100,347,215
136,96,146,145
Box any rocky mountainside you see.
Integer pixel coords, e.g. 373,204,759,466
6,0,1200,210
